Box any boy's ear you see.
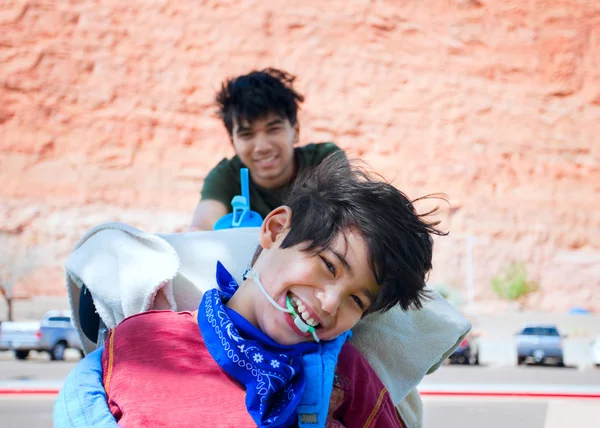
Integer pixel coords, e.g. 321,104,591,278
259,206,292,249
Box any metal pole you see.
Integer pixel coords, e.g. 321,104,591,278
466,235,474,307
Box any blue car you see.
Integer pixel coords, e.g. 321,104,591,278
516,324,565,366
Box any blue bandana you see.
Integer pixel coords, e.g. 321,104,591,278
198,262,319,428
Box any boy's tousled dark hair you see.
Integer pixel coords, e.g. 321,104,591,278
278,154,447,314
216,68,304,136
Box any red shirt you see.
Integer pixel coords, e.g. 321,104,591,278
327,344,402,428
102,310,403,428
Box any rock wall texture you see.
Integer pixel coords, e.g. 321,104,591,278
1,0,599,312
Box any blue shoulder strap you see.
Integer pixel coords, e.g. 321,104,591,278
297,331,351,427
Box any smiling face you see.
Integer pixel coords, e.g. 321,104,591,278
226,207,379,346
231,111,299,190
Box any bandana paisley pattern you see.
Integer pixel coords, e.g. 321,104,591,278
198,262,317,428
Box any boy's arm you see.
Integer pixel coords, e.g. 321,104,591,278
190,200,229,231
327,343,405,428
53,347,119,428
191,160,238,231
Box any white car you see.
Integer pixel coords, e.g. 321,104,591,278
592,336,600,367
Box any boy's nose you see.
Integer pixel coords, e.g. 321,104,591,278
253,133,271,152
316,288,341,318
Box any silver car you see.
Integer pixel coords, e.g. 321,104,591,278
516,324,565,366
0,310,82,361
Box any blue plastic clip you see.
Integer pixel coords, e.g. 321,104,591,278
214,168,263,230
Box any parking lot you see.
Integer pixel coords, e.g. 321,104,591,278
1,350,599,427
2,303,599,427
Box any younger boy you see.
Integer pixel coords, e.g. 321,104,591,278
102,155,444,427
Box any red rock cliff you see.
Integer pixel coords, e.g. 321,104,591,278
1,0,599,311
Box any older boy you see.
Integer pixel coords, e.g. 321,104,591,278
101,155,444,427
191,68,344,230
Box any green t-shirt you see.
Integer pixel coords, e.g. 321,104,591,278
201,142,344,218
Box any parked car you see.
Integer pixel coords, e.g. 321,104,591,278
591,335,600,368
449,333,479,365
0,310,82,361
516,324,564,366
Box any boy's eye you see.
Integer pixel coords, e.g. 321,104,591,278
319,255,336,277
352,295,365,310
268,126,282,133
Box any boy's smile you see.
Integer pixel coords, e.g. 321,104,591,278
231,112,299,190
288,293,323,329
279,292,325,339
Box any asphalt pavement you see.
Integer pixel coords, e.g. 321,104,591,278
0,396,55,428
423,396,599,428
1,352,599,427
1,394,597,428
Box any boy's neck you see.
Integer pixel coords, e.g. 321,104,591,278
225,287,259,328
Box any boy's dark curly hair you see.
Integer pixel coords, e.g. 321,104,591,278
216,68,304,136
281,154,447,313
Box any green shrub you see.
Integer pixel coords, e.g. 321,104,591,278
491,262,539,302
